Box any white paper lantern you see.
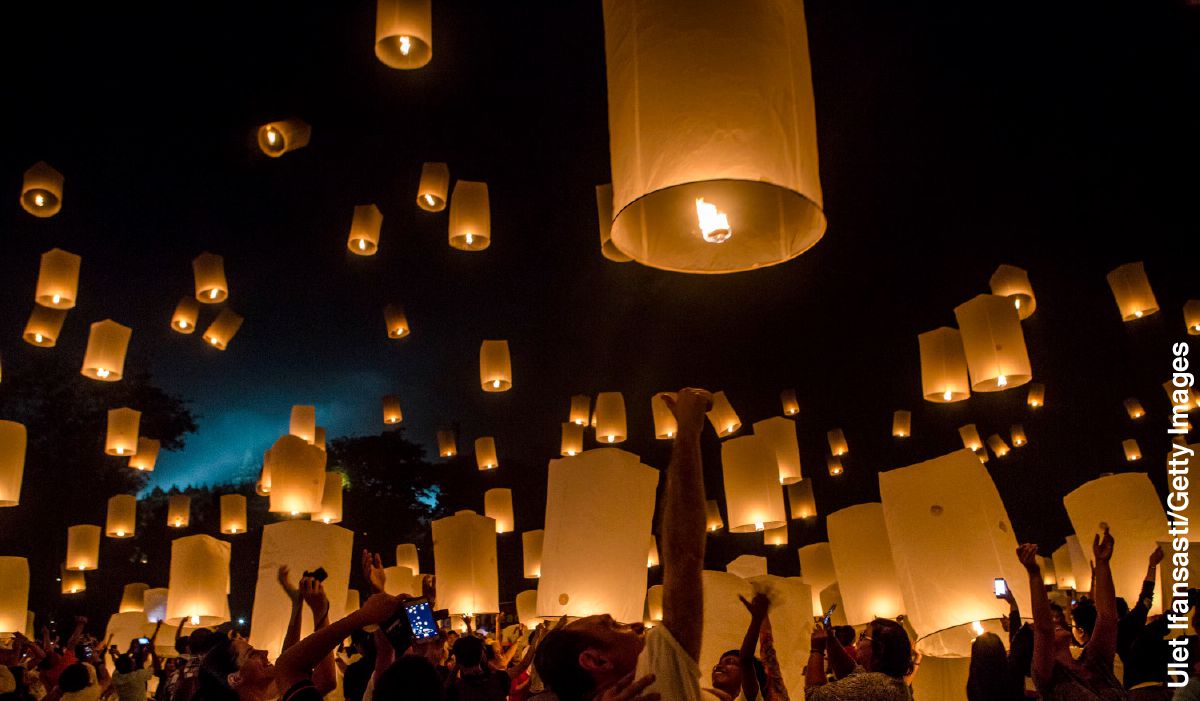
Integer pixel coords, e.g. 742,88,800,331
143,588,169,623
726,555,768,579
374,0,432,69
396,543,420,572
958,424,983,452
436,430,457,458
1124,398,1146,420
36,248,81,309
311,473,343,524
593,392,628,444
20,162,64,217
106,495,137,538
954,294,1033,392
1051,544,1077,590
720,435,786,533
448,180,490,251
220,494,247,534
106,407,141,456
1010,425,1028,448
787,479,817,520
105,612,154,653
988,264,1036,319
645,584,663,624
651,393,678,440
120,583,149,614
560,423,584,456
166,535,230,626
167,495,191,528
892,410,912,438
987,434,1010,459
780,389,800,416
416,162,449,211
22,305,67,347
81,320,131,382
267,435,327,515
517,589,541,627
484,488,514,534
384,566,416,598
919,327,971,403
475,437,499,470
522,530,544,578
705,499,724,532
0,558,29,634
827,503,905,625
596,184,631,262
1106,261,1159,321
66,524,101,570
753,417,802,485
61,565,85,594
568,395,591,426
171,297,200,334
202,308,243,350
433,510,499,615
706,391,742,438
289,405,317,444
347,204,383,256
192,252,229,303
384,304,411,339
763,525,788,546
1028,382,1046,408
798,543,835,614
128,438,160,472
1122,439,1142,462
479,340,512,392
0,421,27,507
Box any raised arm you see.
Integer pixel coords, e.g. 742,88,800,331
1016,543,1056,689
1118,546,1161,661
274,593,401,694
738,594,768,701
65,616,87,651
757,616,790,701
1087,529,1119,669
299,577,335,694
278,566,305,653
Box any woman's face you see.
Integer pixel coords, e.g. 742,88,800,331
711,654,743,691
232,638,275,687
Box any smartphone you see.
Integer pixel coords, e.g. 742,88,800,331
137,637,150,645
381,597,445,650
994,578,1009,598
822,603,837,627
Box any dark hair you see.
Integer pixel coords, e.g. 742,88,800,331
58,663,91,692
114,653,134,675
196,636,240,701
374,655,443,701
834,625,856,647
866,619,913,679
966,632,1018,701
1115,597,1130,620
452,635,486,668
718,649,767,691
1072,598,1097,637
534,628,603,701
175,634,190,655
189,628,219,655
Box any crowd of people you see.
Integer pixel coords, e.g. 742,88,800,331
1,389,1192,701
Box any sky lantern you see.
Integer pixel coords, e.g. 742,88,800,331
787,479,817,520
596,184,632,262
651,393,679,439
105,407,141,456
828,504,906,624
763,525,788,546
705,499,724,532
105,495,136,538
568,395,590,425
267,435,326,515
382,395,403,425
383,566,415,597
475,437,499,470
826,428,848,456
516,590,540,627
66,525,101,570
1063,535,1093,592
522,530,544,578
0,558,29,634
61,565,85,594
954,294,1033,392
538,448,659,622
257,119,311,157
448,180,490,251
0,421,26,507
1122,439,1142,461
202,309,243,350
1010,425,1027,448
1124,398,1146,420
393,544,420,574
128,438,160,471
23,305,67,347
1051,544,1077,590
81,320,131,381
1165,381,1198,412
433,510,499,616
1106,261,1159,321
958,424,983,452
484,488,514,533
721,435,786,533
312,473,343,524
35,248,81,309
593,392,628,444
416,162,449,211
827,455,844,476
383,304,410,338
647,535,660,567
192,253,228,303
1027,382,1045,408
706,391,742,438
220,494,247,534
918,328,971,403
20,162,64,217
1037,556,1057,587
437,430,457,458
119,583,148,614
346,204,383,256
171,297,200,334
892,410,912,438
1185,300,1200,335
601,0,824,273
645,584,663,625
798,543,835,614
780,389,800,416
375,0,432,69
257,454,272,496
166,535,230,626
289,405,317,444
753,417,802,485
726,555,768,579
986,434,1010,458
143,588,169,623
560,423,584,456
988,264,1036,319
167,495,191,528
479,340,512,391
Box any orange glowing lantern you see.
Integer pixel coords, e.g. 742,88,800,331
569,395,591,426
1124,398,1145,420
0,421,26,507
347,204,383,256
220,494,247,534
448,180,490,251
1106,262,1159,321
171,297,200,334
893,410,912,438
21,162,64,217
652,393,679,440
417,162,449,211
35,248,81,309
721,436,786,533
780,389,800,416
106,495,136,538
1010,425,1027,448
475,437,499,470
919,328,971,403
167,495,191,528
311,473,343,524
787,479,816,519
437,430,457,458
202,309,243,350
81,320,131,382
753,416,801,485
826,428,848,456
954,294,1032,392
289,406,317,444
23,305,67,347
192,253,228,304
257,119,311,157
560,423,584,456
128,438,160,472
988,264,1036,319
384,304,410,339
479,340,512,392
1185,300,1200,335
705,499,725,532
375,0,433,69
827,455,843,477
706,391,741,438
594,392,628,444
1122,439,1142,462
383,395,403,425
986,434,1010,458
66,525,101,570
106,408,141,456
484,489,514,533
958,425,983,452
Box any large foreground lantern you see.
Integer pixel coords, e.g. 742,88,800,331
798,543,835,613
437,430,457,458
479,340,512,392
893,410,912,438
383,304,410,338
706,391,742,438
826,428,848,457
878,449,1030,657
448,180,490,251
312,473,343,524
919,328,971,403
129,438,160,471
23,305,67,347
61,566,85,594
721,436,786,533
560,423,583,456
780,389,800,416
36,248,81,309
600,0,825,273
753,417,802,484
166,535,230,626
475,437,499,470
596,184,631,262
484,488,514,533
0,421,27,507
375,0,432,69
67,525,101,570
81,320,131,381
383,395,403,425
267,435,326,515
433,510,499,616
1106,261,1159,321
827,503,905,625
167,495,191,528
522,530,544,578
257,119,311,157
727,555,768,579
954,294,1032,392
202,309,243,350
171,297,200,334
538,448,660,622
787,479,816,519
220,494,247,534
120,583,149,614
652,393,679,439
347,204,383,256
192,253,228,303
593,392,627,444
705,499,724,532
290,405,317,444
0,558,29,634
569,395,590,426
106,408,141,456
20,162,64,217
417,162,449,211
143,588,169,623
988,264,1036,319
106,495,136,538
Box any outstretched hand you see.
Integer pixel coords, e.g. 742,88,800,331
739,593,769,621
810,622,829,652
1093,528,1114,564
1149,544,1164,568
1016,543,1040,573
277,565,300,601
660,388,713,437
361,550,387,595
299,577,330,621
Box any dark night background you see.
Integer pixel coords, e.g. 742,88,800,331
0,0,1197,625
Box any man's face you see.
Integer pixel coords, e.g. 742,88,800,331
567,614,644,677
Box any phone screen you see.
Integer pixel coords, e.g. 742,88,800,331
822,603,837,626
404,600,439,641
137,637,150,645
994,578,1008,598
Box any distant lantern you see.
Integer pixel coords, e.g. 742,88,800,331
954,294,1033,392
436,430,457,458
0,559,28,634
167,495,191,528
721,435,786,533
593,392,628,444
61,566,86,594
780,389,800,416
143,588,169,623
1166,381,1199,412
517,590,541,627
601,0,825,273
569,395,591,426
988,264,1036,319
763,525,788,546
799,543,836,614
596,184,631,263
484,488,514,534
987,434,1010,458
826,428,848,456
119,583,149,614
448,180,491,251
479,340,512,392
1185,300,1200,335
387,545,417,577
257,119,311,157
383,304,410,339
192,253,229,304
753,417,802,485
705,499,725,532
958,425,983,452
475,437,499,470
893,410,912,438
81,319,132,381
1051,544,1077,590
20,162,64,217
650,393,678,439
433,510,499,616
23,305,67,347
522,530,544,578
788,479,817,520
827,455,844,476
290,406,317,444
1010,425,1027,448
1124,399,1145,420
647,535,660,567
1122,439,1142,461
129,438,160,472
257,454,272,496
919,328,971,403
0,421,27,507
382,395,403,425
171,297,200,334
106,408,141,456
35,248,81,309
706,391,742,438
375,0,432,69
66,525,101,570
220,494,247,534
560,423,584,456
267,435,327,515
1106,261,1159,321
312,473,343,524
347,204,383,256
1028,383,1045,408
1063,535,1093,593
106,495,137,538
417,162,449,211
1038,556,1057,588
202,309,243,350
166,535,230,626
828,504,906,625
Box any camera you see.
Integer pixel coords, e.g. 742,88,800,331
302,567,328,582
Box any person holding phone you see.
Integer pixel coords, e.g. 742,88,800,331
105,621,163,701
803,618,912,700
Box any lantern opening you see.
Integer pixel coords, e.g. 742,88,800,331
190,614,200,625
178,321,187,328
493,379,501,389
266,129,278,146
424,194,436,206
34,333,43,343
1134,310,1143,318
97,368,110,379
209,289,218,300
465,233,475,245
52,294,61,304
996,375,1008,388
34,193,46,207
942,389,952,401
116,530,125,537
606,435,615,443
754,521,764,532
695,198,731,243
398,35,412,55
357,239,367,250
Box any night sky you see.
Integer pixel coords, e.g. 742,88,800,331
1,0,1197,569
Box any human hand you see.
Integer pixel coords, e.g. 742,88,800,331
739,593,769,621
357,593,401,626
810,622,829,652
596,673,660,701
361,550,387,595
660,388,713,438
300,577,330,620
1093,528,1114,563
1150,545,1164,568
277,565,299,601
1016,544,1040,573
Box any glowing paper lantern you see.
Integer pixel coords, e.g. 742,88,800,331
311,474,342,524
1106,261,1159,321
987,434,1010,458
780,389,800,416
61,566,85,594
347,204,383,256
1028,382,1045,408
1010,425,1027,448
433,510,499,615
143,588,169,623
0,558,29,634
1166,381,1198,412
416,162,449,211
818,583,848,627
1122,439,1142,462
383,395,403,424
1064,535,1093,592
538,448,660,622
593,392,628,444
721,435,786,533
202,308,243,350
878,449,1031,657
1125,398,1146,420
448,180,490,251
106,408,141,456
475,437,499,470
484,488,514,533
106,495,136,538
560,423,584,456
954,294,1032,392
601,0,824,273
522,530,544,578
23,305,67,347
827,455,843,476
436,430,457,458
517,589,541,626
763,525,787,546
646,535,660,567
893,410,912,438
753,417,801,485
167,495,191,528
919,328,971,403
35,248,81,309
345,590,360,616
396,544,419,572
705,499,724,532
166,535,231,626
645,584,663,624
826,428,848,456
81,319,131,381
375,0,432,69
383,304,410,338
651,393,679,439
958,424,983,452
290,406,317,444
827,503,906,625
20,162,63,217
988,264,1036,319
257,455,272,496
220,494,247,534
596,184,632,262
267,435,327,515
192,252,228,303
120,583,148,614
787,479,816,519
105,612,154,654
726,555,768,579
1051,544,1077,590
479,340,512,392
67,525,101,570
171,297,200,334
569,395,590,425
706,391,742,438
1038,556,1057,587
0,422,27,507
1185,300,1200,335
257,119,311,157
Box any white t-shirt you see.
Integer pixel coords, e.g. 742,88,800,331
634,626,722,701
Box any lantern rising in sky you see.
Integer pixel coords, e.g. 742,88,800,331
0,421,26,508
171,297,200,334
23,305,67,347
375,0,432,69
593,392,628,444
383,395,403,425
383,304,410,339
560,423,584,456
81,320,132,382
988,264,1036,319
780,389,800,416
1185,300,1200,335
347,204,383,256
954,294,1032,392
192,253,229,304
448,180,491,251
705,391,742,438
202,309,244,350
1027,383,1045,409
918,328,971,403
256,119,311,157
129,438,160,471
35,248,81,309
417,162,449,211
20,162,64,217
479,340,512,392
1106,261,1159,321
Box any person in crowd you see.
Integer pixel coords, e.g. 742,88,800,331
371,654,444,701
1116,547,1169,699
1071,598,1097,650
804,618,912,700
47,642,111,701
706,593,775,701
339,632,375,701
443,635,516,701
39,619,87,693
103,621,163,701
0,632,46,701
1169,635,1200,701
966,633,1024,701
